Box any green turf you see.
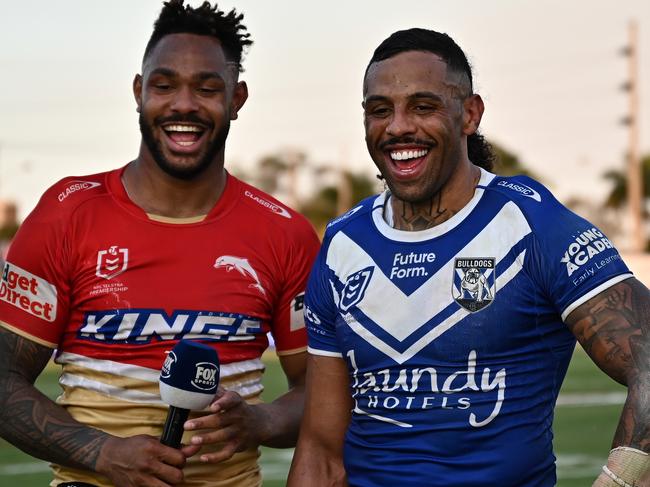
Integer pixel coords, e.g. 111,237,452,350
0,347,629,486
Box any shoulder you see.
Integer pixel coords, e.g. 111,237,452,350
321,194,378,245
482,173,574,229
233,176,319,242
26,170,112,223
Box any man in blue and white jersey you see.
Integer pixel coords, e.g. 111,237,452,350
288,28,650,487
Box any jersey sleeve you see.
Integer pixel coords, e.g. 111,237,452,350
523,185,632,321
305,234,343,357
269,216,321,355
0,183,73,347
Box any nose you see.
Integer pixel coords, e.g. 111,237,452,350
386,108,416,137
170,85,199,113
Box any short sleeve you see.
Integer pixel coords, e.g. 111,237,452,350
269,217,321,355
526,197,631,321
0,187,72,347
305,237,342,357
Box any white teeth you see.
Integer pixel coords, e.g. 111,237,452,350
390,149,428,161
176,141,194,146
165,124,202,132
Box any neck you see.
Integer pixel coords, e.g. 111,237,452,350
123,148,227,218
389,162,481,232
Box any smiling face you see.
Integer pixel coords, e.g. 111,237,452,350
363,50,482,205
134,33,247,180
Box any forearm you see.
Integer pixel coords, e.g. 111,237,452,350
254,384,305,448
288,439,348,486
0,371,111,471
612,371,650,451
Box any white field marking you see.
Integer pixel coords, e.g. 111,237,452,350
556,391,626,407
556,453,604,479
0,461,50,475
260,448,294,480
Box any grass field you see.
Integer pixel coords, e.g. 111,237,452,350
0,347,626,486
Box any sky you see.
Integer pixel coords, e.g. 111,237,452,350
0,0,649,220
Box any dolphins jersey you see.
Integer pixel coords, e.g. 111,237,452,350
0,167,320,486
305,169,631,487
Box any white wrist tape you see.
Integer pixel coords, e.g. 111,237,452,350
595,447,650,487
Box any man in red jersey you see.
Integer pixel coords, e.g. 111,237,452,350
0,1,320,486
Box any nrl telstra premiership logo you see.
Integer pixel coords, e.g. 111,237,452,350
340,267,374,312
95,246,129,280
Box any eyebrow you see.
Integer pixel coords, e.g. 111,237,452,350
149,68,225,82
364,91,444,104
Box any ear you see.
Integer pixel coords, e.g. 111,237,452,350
229,81,249,120
133,74,143,113
462,94,484,135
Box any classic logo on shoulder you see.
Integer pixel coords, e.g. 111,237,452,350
58,180,102,202
0,262,57,321
244,190,292,219
214,255,266,295
327,205,363,228
496,180,541,202
452,258,496,312
96,246,129,280
340,267,374,312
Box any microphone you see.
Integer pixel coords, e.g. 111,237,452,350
159,340,220,448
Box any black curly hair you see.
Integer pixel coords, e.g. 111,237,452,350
366,28,495,171
144,0,253,72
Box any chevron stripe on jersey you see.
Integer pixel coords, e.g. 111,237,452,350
325,202,530,363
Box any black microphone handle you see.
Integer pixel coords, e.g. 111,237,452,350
160,406,190,449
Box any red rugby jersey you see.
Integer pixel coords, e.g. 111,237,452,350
1,166,320,364
0,166,320,486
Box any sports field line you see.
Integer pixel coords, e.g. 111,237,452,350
555,391,625,407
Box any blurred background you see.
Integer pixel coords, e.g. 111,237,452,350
0,1,649,251
0,0,649,485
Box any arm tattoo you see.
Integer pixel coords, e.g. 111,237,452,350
565,278,650,450
393,193,456,231
0,329,109,470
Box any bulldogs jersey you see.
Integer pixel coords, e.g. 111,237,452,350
306,169,631,487
0,167,320,486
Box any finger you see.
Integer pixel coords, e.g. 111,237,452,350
180,443,202,458
184,412,227,431
156,444,188,468
152,462,185,485
197,443,239,464
189,425,239,446
209,390,243,412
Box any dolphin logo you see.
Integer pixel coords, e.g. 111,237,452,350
214,255,267,296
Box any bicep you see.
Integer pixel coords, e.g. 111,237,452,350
0,326,53,384
278,351,307,389
565,277,650,385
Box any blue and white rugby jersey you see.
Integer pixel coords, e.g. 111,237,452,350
305,169,632,487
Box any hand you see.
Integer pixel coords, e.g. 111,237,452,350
182,388,269,463
96,434,187,487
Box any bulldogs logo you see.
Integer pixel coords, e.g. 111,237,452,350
453,258,496,312
340,267,374,312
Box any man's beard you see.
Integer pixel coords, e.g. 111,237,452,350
139,113,230,180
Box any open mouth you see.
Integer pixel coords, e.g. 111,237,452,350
162,123,206,151
387,148,430,176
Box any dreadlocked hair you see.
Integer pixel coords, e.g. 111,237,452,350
144,0,253,72
366,28,494,171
